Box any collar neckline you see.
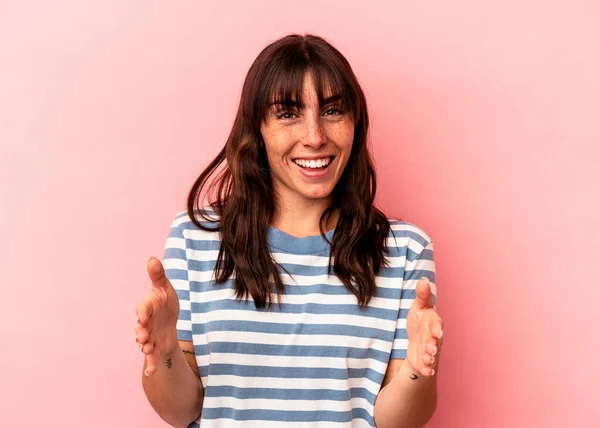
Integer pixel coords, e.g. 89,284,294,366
267,224,335,254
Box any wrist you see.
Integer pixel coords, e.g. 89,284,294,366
398,354,436,383
164,341,182,359
145,340,181,364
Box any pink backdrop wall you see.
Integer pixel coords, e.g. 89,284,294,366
1,1,598,426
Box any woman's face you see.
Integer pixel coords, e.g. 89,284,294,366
259,72,355,208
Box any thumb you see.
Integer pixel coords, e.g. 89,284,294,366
146,256,170,289
415,277,434,308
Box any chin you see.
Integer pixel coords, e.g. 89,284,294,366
302,188,334,200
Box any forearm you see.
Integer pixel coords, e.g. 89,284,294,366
374,359,438,428
142,342,204,428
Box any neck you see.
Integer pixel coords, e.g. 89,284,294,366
270,194,338,238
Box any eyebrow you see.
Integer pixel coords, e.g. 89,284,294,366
321,94,342,105
270,93,342,107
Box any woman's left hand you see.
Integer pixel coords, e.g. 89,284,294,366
406,277,444,377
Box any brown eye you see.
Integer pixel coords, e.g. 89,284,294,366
324,108,343,116
276,110,298,120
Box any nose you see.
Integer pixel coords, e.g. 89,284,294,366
303,115,326,148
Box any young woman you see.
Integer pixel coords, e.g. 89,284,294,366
135,33,444,428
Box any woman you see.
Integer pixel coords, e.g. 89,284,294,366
135,33,444,428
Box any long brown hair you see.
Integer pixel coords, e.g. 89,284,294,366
187,33,392,308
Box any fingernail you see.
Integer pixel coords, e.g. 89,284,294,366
144,369,150,376
431,356,435,364
136,317,139,324
420,277,429,284
438,330,443,339
431,369,435,376
139,344,143,350
135,335,138,343
432,346,437,356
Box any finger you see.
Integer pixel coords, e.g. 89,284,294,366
134,319,148,334
145,354,157,376
144,352,158,376
425,336,437,355
422,352,435,366
136,326,150,344
427,311,444,339
421,365,434,377
147,256,171,290
136,300,154,325
415,277,434,308
141,340,155,355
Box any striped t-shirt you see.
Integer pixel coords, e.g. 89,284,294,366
161,209,436,428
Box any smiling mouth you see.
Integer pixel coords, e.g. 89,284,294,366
292,156,335,170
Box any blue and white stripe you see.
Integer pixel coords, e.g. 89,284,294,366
162,209,436,427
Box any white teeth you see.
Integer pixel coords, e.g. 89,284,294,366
293,157,331,168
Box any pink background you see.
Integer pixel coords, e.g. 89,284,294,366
1,1,599,427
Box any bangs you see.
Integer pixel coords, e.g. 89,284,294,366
257,57,358,124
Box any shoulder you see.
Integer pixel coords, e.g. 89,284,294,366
385,218,433,259
168,206,221,240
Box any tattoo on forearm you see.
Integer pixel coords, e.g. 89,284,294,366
182,350,195,355
166,357,173,369
409,373,418,380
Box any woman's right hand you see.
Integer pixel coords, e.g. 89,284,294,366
135,256,181,375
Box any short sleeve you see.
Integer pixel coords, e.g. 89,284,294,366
161,214,193,342
390,239,436,359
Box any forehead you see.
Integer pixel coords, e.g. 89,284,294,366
299,73,329,99
268,70,339,108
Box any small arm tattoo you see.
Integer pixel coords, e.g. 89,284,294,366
166,357,173,369
182,350,195,355
409,373,419,380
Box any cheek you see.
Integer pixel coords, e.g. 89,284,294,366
330,121,354,144
263,145,289,174
335,130,354,158
264,143,285,160
262,128,296,157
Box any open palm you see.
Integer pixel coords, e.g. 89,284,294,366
406,277,444,377
135,257,180,375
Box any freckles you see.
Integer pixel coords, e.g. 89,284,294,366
330,121,354,139
271,126,297,142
